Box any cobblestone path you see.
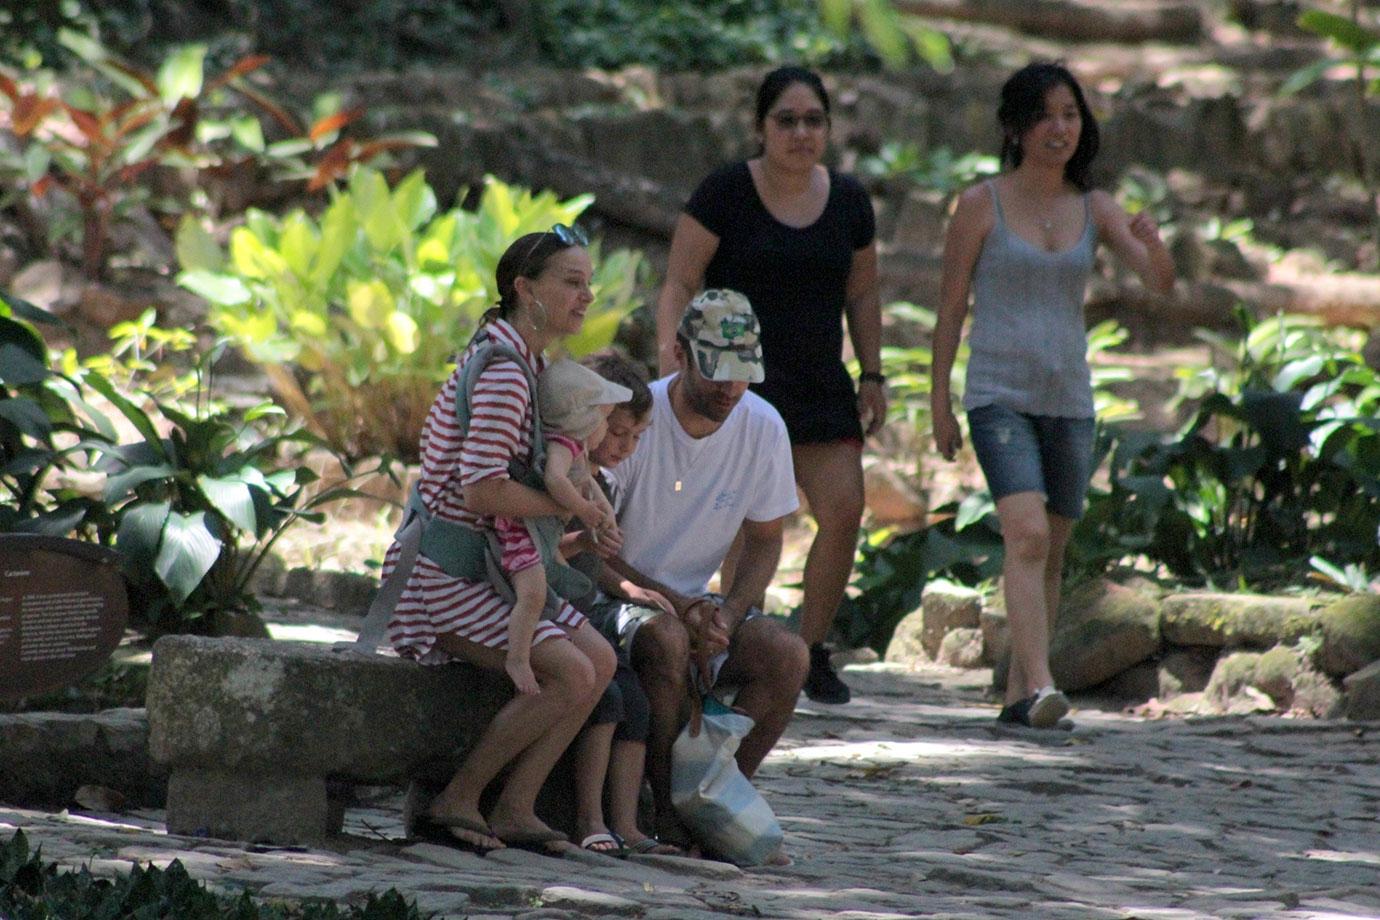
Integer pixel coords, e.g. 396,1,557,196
4,663,1378,918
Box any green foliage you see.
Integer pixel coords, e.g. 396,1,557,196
1072,309,1380,587
1281,7,1380,96
179,167,645,461
858,144,999,192
817,0,953,70
0,829,432,919
81,340,389,633
530,0,873,70
1,296,381,633
0,292,106,539
836,500,1003,653
0,33,433,277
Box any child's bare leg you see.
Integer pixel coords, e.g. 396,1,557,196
572,722,620,851
505,566,546,695
607,739,648,842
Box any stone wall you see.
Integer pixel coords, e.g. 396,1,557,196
887,580,1380,720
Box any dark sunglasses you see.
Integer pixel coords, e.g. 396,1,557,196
769,111,829,132
516,222,589,280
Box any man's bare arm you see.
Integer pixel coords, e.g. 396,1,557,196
716,515,785,633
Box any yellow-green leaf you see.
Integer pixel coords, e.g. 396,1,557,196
290,309,327,338
157,44,206,103
279,213,318,278
312,197,355,288
384,311,420,354
348,279,394,328
175,215,223,273
230,227,287,279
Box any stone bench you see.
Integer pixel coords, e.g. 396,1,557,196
147,636,513,845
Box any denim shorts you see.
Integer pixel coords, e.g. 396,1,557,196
966,403,1095,520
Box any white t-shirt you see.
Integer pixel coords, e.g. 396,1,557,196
610,375,799,597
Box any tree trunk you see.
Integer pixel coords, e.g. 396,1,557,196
893,0,1203,43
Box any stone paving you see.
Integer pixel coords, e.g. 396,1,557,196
4,662,1379,919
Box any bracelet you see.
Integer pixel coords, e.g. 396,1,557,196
859,371,886,385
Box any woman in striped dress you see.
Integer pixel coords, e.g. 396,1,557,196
382,229,617,853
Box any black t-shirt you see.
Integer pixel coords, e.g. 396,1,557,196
685,161,876,404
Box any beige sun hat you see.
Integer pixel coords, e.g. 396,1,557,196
678,288,765,383
538,357,634,441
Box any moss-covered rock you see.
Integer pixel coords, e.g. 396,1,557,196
1316,595,1380,677
1343,659,1380,721
1205,650,1263,706
1050,579,1161,691
1160,593,1320,648
1158,646,1218,698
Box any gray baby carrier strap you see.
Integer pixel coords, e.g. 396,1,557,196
344,330,591,654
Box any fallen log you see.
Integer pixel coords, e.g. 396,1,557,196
894,0,1203,43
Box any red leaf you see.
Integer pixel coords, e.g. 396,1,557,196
309,107,363,143
117,160,158,183
31,175,53,197
0,73,18,102
12,96,59,135
207,53,271,89
235,84,301,135
105,59,159,95
353,138,418,162
62,103,105,144
307,139,355,192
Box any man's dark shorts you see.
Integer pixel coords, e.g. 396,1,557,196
586,595,764,692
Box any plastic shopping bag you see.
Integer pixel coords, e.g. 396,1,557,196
670,695,784,866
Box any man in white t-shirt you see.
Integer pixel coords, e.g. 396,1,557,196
595,289,808,850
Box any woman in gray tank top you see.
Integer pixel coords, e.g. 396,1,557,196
930,63,1174,729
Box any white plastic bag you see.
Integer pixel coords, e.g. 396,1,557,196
670,696,784,866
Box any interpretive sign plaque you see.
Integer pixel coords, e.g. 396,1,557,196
0,534,129,700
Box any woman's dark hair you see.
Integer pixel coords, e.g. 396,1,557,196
581,351,652,419
491,230,581,320
998,62,1099,191
754,65,830,128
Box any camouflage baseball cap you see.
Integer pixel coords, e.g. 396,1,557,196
678,289,765,384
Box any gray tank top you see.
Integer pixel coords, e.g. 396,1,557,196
963,180,1096,417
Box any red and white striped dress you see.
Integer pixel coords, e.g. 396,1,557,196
382,319,586,663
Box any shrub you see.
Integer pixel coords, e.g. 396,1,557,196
178,167,645,461
0,828,432,919
1073,309,1380,586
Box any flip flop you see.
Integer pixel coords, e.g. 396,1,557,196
625,837,684,856
414,813,503,854
579,832,628,857
496,828,571,856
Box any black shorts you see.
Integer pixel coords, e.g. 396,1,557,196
753,383,862,445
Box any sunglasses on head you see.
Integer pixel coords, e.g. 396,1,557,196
515,222,589,283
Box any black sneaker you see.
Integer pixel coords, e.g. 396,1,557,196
803,644,851,704
997,696,1034,725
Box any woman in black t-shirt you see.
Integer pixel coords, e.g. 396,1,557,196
655,66,885,705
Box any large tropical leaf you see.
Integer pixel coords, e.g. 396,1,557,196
155,510,222,603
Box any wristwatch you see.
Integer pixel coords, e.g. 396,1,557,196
859,371,886,385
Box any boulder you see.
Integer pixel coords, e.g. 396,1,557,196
1160,592,1318,648
1097,659,1160,704
1158,646,1218,698
920,582,982,660
1049,579,1161,691
937,628,985,670
979,608,1009,667
1204,650,1263,707
883,607,926,666
0,708,164,809
1343,659,1380,721
1316,595,1380,678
